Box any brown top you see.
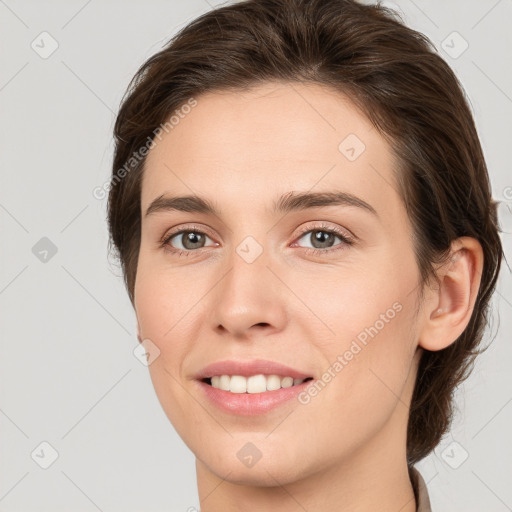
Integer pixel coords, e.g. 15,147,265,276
410,466,432,512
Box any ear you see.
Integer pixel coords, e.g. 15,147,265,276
418,236,484,352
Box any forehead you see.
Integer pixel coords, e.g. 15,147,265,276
141,81,400,220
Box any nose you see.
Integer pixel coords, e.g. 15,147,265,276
209,247,288,340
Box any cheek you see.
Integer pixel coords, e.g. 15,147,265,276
134,269,198,436
296,304,417,460
303,258,418,407
134,250,185,339
134,262,187,372
297,259,409,349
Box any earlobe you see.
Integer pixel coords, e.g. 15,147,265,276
418,237,484,352
136,322,143,343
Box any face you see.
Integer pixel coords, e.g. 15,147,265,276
135,81,425,486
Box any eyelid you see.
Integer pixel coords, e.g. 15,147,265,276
160,223,217,245
293,221,355,242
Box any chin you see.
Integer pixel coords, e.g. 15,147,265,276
195,435,318,487
203,454,308,487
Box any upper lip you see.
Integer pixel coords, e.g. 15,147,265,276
195,359,313,380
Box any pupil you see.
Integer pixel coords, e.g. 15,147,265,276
184,232,203,249
312,230,333,249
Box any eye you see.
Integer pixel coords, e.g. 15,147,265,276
161,225,217,256
292,223,354,256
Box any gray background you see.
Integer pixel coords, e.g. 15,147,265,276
1,0,511,510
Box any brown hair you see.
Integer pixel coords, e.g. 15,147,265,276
107,0,504,465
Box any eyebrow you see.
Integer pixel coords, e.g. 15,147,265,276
144,191,378,218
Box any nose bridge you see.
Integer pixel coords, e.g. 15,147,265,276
225,233,273,306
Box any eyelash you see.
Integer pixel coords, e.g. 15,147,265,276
160,222,355,258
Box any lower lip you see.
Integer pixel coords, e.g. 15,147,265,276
196,379,312,416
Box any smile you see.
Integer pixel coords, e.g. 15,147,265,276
204,374,314,393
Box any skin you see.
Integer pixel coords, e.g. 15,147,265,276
134,81,483,511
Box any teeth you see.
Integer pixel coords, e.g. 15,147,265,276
209,374,308,393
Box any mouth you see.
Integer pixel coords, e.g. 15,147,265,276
200,375,315,393
196,373,315,415
194,359,315,413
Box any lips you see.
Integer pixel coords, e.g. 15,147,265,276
192,359,316,415
194,358,313,380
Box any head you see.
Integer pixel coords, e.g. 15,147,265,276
106,0,503,482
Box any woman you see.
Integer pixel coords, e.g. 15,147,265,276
106,0,503,510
